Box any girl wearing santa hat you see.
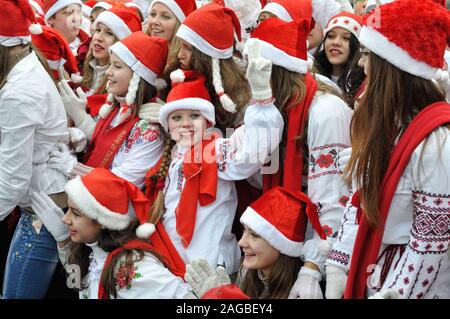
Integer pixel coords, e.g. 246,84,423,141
29,168,191,299
325,0,450,299
78,6,142,119
145,0,197,67
247,17,353,299
51,32,168,191
144,38,283,276
313,12,365,104
0,0,71,299
163,3,250,133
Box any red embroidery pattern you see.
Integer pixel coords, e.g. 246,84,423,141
328,249,350,266
115,262,142,290
308,144,347,180
122,121,162,153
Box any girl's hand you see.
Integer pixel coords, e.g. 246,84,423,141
244,38,273,101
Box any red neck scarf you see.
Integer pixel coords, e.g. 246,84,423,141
83,107,140,168
176,137,218,248
344,102,450,299
263,72,318,191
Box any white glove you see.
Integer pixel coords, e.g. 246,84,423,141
48,143,78,176
434,69,450,100
68,127,87,153
30,192,69,242
369,288,400,299
337,147,352,174
138,102,161,123
71,163,94,177
288,266,323,299
325,265,348,299
184,258,231,298
244,38,273,101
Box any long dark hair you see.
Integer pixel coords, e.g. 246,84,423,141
313,32,363,102
345,53,446,225
68,219,165,298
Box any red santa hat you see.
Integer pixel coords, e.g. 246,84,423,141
360,0,450,80
248,17,310,74
100,31,168,118
32,25,81,82
43,0,82,21
262,0,312,23
323,12,363,39
92,1,112,11
0,0,43,47
65,168,156,238
94,7,142,40
29,0,45,15
159,69,215,131
201,284,251,299
123,1,144,20
240,186,331,257
149,0,197,22
176,3,241,113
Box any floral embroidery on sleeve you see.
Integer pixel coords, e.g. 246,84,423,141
115,261,143,290
309,143,347,180
121,121,162,153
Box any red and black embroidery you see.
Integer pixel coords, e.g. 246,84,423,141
308,143,348,180
328,249,350,266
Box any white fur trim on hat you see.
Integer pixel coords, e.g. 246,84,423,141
159,97,215,131
0,35,32,46
245,38,308,74
359,26,437,80
240,207,303,257
45,0,83,21
323,16,361,39
94,10,132,40
262,2,293,22
65,176,132,230
109,41,158,85
29,0,45,15
93,1,113,11
176,24,234,59
151,0,186,22
136,223,156,238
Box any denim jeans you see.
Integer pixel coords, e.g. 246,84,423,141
2,209,59,299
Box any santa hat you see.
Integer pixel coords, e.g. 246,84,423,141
29,0,44,15
201,284,251,299
65,168,156,238
262,0,312,23
100,31,168,119
214,0,260,33
94,7,142,40
92,1,112,11
360,0,450,80
32,25,81,82
240,186,331,257
176,3,241,113
247,17,310,74
323,12,363,39
43,0,82,21
159,69,215,131
0,0,43,47
365,0,394,13
123,1,145,21
149,0,197,22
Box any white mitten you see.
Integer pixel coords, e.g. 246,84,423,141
244,38,273,101
71,162,94,177
184,258,231,298
30,192,69,241
369,288,400,299
337,147,352,174
325,265,348,299
138,102,161,123
48,143,78,176
68,127,87,153
288,266,323,299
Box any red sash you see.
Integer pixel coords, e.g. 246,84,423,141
176,137,218,248
344,101,450,298
83,107,139,168
263,72,318,191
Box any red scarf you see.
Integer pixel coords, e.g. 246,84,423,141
83,107,139,168
344,101,450,299
176,137,218,248
263,72,318,191
97,236,185,299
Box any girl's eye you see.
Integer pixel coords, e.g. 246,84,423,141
249,231,260,239
190,113,200,119
150,12,156,18
107,31,114,36
171,115,181,121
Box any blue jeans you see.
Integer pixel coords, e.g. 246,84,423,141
2,209,59,299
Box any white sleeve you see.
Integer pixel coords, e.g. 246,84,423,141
382,128,450,299
215,102,284,181
326,188,359,272
110,120,163,189
302,93,352,273
0,94,44,220
312,0,342,29
115,253,191,299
